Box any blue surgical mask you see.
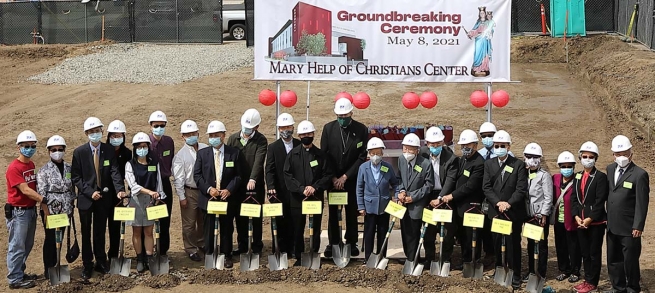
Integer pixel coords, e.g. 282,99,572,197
429,146,443,156
20,147,36,158
136,147,148,157
482,137,493,148
152,127,165,136
242,127,254,136
110,137,124,147
495,147,508,158
185,135,198,146
88,132,102,143
209,137,222,147
560,168,574,178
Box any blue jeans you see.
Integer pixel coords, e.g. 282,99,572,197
5,208,37,284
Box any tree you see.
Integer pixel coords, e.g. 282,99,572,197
296,31,326,56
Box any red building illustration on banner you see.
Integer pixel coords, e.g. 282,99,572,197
292,2,332,54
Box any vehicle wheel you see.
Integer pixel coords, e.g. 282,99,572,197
229,24,246,40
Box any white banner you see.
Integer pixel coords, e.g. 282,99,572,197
254,0,511,83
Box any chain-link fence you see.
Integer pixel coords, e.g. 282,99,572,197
616,0,655,49
512,0,614,34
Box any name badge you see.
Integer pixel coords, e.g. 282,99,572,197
103,160,110,166
226,161,234,167
148,166,157,172
623,181,633,189
357,141,363,148
65,172,71,179
575,173,582,180
163,150,171,156
504,165,513,173
310,160,318,167
414,165,423,173
529,173,537,179
463,170,470,177
380,166,389,173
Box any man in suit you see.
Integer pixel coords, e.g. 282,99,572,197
265,113,300,256
438,129,485,269
193,120,242,269
482,130,528,289
420,127,458,265
71,117,125,281
605,135,649,293
321,98,368,257
395,133,434,262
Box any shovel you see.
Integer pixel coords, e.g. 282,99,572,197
149,220,170,275
268,217,288,271
526,241,545,293
205,214,224,270
366,216,396,270
240,217,260,271
430,224,450,276
463,227,483,279
110,221,131,276
301,214,320,270
494,235,513,287
402,223,427,276
48,227,70,285
332,205,351,268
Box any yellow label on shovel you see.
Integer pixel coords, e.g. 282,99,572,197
46,214,69,229
491,218,512,235
384,201,407,219
114,207,136,221
146,205,168,220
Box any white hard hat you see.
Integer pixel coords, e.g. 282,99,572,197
479,122,497,134
180,120,199,133
425,127,445,143
297,120,316,134
557,151,576,164
457,129,479,145
107,120,126,133
579,141,599,156
46,135,66,148
611,135,632,152
523,143,543,156
132,132,151,145
16,130,37,144
492,130,511,144
241,109,262,128
277,113,295,127
402,133,421,147
207,121,227,134
367,137,386,150
83,117,103,131
334,98,354,115
149,111,167,123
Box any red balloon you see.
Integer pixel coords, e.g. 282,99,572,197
334,92,353,103
352,92,371,109
402,92,420,109
470,90,488,108
420,91,438,109
258,89,276,106
491,90,510,108
280,90,297,107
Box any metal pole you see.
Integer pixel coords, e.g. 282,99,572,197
306,81,310,120
486,82,492,123
175,0,179,42
276,81,281,140
84,4,88,42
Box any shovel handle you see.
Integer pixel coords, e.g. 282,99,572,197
439,224,445,243
534,241,539,259
308,215,313,236
387,218,396,234
248,217,253,237
55,227,62,243
272,217,277,231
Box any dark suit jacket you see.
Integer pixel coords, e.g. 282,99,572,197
193,145,242,210
450,152,485,217
395,155,434,220
265,138,300,204
482,155,528,220
606,162,649,235
320,119,368,189
420,146,458,197
226,131,267,192
570,167,608,225
283,144,333,208
71,142,125,211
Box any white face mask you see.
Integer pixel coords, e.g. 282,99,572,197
615,155,630,168
50,151,64,161
581,158,595,168
525,157,540,168
370,155,382,165
403,152,416,162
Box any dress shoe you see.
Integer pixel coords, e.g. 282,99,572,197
22,273,38,281
81,267,93,280
224,258,234,268
323,246,333,258
350,244,360,257
189,253,202,262
94,262,109,274
511,277,521,289
9,280,35,289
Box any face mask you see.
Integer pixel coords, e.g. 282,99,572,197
495,147,508,158
370,155,382,165
560,168,574,178
185,135,198,146
110,137,124,147
337,117,352,128
461,147,473,157
615,155,630,168
242,127,254,136
88,132,102,143
209,137,222,147
403,152,416,162
482,137,493,148
152,127,165,136
429,146,443,156
20,147,36,158
301,136,314,145
581,158,595,169
136,147,148,157
50,151,64,161
280,130,293,139
525,157,541,168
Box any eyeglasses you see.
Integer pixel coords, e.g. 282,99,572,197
21,145,37,149
49,148,65,152
480,134,493,138
152,124,166,129
560,165,574,168
493,145,507,149
524,155,540,159
580,155,595,159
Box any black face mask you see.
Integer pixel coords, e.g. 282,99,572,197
301,136,314,146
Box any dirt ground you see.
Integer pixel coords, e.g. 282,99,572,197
1,35,654,292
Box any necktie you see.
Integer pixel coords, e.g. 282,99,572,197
214,150,222,189
500,161,505,181
408,163,412,178
93,148,101,188
485,150,491,160
617,168,624,185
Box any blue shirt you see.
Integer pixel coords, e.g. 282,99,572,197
371,162,381,183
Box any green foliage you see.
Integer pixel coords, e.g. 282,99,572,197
296,31,326,56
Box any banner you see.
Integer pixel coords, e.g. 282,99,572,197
254,0,511,82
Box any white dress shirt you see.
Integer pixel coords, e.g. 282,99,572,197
172,142,208,200
283,139,294,153
431,155,442,190
208,144,225,193
614,162,630,185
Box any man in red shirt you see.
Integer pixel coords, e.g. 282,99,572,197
5,130,44,289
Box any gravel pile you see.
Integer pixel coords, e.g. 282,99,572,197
29,42,253,85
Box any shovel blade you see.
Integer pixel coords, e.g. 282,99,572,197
268,253,288,271
526,273,545,293
301,252,320,270
48,265,70,285
205,252,216,269
110,257,131,277
215,254,225,270
402,261,415,275
473,263,484,279
440,262,451,277
412,263,424,276
149,255,169,275
366,254,381,269
429,261,442,276
240,253,259,272
332,244,351,268
494,266,508,285
376,258,389,270
462,262,474,278
504,269,514,287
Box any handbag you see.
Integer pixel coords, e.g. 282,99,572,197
550,181,573,225
66,213,80,263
